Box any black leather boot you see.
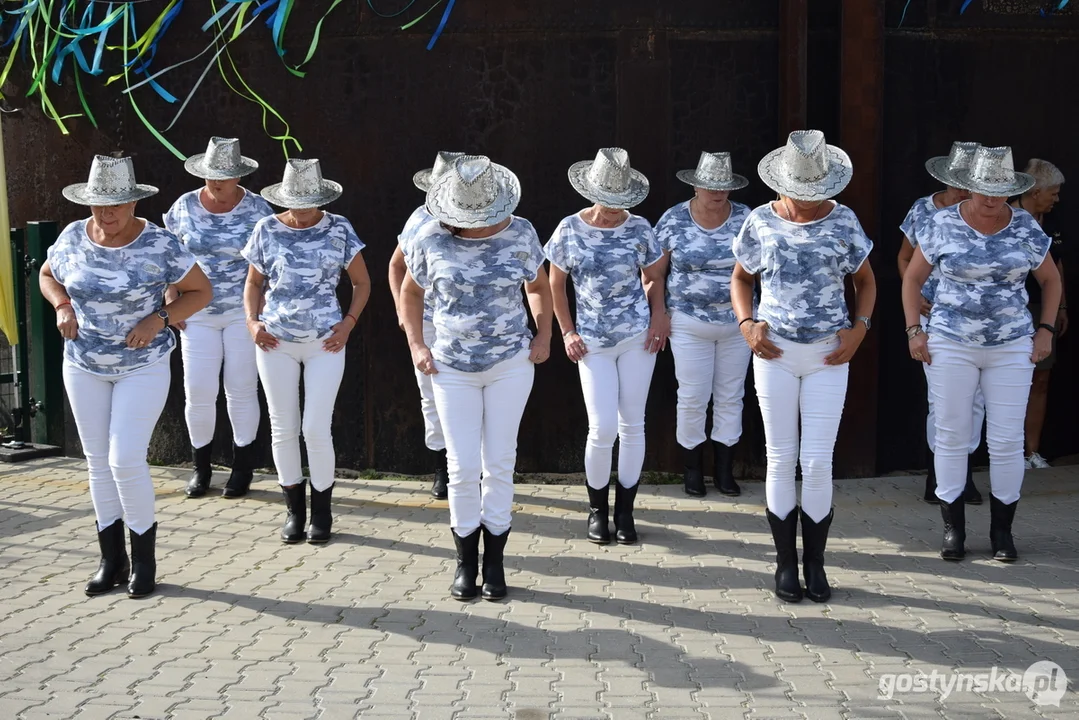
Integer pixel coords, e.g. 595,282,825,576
307,482,334,544
682,443,706,497
989,496,1018,562
713,441,741,496
613,482,639,545
923,451,938,504
586,483,611,544
451,528,481,601
766,509,803,602
222,443,255,498
963,457,983,505
939,498,966,561
185,443,213,498
800,508,833,603
431,449,449,500
85,519,129,597
127,523,157,599
480,526,510,601
280,481,307,544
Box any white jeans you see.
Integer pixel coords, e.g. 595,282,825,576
63,359,171,535
180,311,260,449
413,321,445,451
753,335,849,523
255,340,346,492
669,311,752,448
578,331,657,490
432,350,534,536
926,335,1033,505
920,317,983,454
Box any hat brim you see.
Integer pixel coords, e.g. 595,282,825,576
184,153,259,180
260,180,343,209
426,163,521,229
757,145,853,202
568,160,650,210
62,183,158,206
675,169,749,191
413,168,435,193
925,156,965,188
952,168,1036,198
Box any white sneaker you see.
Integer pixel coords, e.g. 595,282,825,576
1026,452,1051,469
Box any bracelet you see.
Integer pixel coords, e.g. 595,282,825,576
54,301,71,312
905,325,924,340
344,313,358,326
738,318,756,328
562,329,578,339
1038,323,1058,335
1060,305,1068,311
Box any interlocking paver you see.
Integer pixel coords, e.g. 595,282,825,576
2,459,1078,719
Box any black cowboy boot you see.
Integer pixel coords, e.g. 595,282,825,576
85,519,129,597
307,483,334,544
682,443,706,497
923,451,938,504
613,482,640,544
963,457,983,505
713,441,741,496
800,508,834,603
280,480,307,544
222,443,255,498
989,496,1019,562
127,522,158,599
480,526,510,601
431,449,449,500
939,498,966,561
185,443,213,498
450,529,481,601
766,509,803,602
586,484,611,544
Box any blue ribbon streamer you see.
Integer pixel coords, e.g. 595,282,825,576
426,0,455,50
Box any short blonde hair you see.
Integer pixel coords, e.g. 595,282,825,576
1023,158,1065,194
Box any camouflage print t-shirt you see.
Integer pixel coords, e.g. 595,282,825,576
163,188,273,317
733,202,873,344
921,204,1051,346
46,219,197,376
544,212,662,348
655,199,751,325
397,205,435,323
900,194,944,308
404,216,545,373
241,212,365,343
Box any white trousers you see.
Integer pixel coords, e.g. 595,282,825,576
180,311,260,449
926,335,1033,505
255,340,346,492
921,317,983,454
578,331,657,490
413,321,445,451
669,311,752,448
64,359,171,535
753,335,849,523
432,350,534,536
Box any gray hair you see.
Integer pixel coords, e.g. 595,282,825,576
1023,158,1065,193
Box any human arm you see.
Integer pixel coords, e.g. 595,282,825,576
525,266,553,364
401,270,435,374
1056,258,1068,337
642,254,670,353
323,252,371,353
897,238,932,317
244,265,279,351
824,258,877,365
38,261,78,340
902,247,934,364
731,262,781,359
125,265,212,348
1032,255,1063,363
548,263,587,362
388,245,408,331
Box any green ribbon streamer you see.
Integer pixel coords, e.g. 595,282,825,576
400,0,445,30
121,4,185,160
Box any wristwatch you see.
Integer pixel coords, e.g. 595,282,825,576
855,316,872,330
157,308,170,328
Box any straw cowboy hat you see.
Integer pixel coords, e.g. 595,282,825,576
260,159,343,209
568,148,650,210
952,146,1036,197
676,151,749,191
413,151,466,192
925,141,979,187
184,137,259,180
62,155,158,206
426,155,521,229
757,130,852,202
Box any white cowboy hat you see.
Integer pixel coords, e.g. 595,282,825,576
952,146,1036,197
426,155,521,229
260,159,343,209
413,151,465,192
925,141,979,187
184,137,259,180
62,155,158,206
757,130,853,202
676,151,749,191
568,148,649,209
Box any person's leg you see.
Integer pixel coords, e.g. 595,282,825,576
922,360,939,503
299,343,347,543
711,322,752,496
669,312,715,497
179,318,222,497
255,343,306,543
221,314,261,497
577,346,619,544
1024,369,1052,465
420,321,449,499
612,337,657,544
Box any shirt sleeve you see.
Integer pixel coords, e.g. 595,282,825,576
839,211,873,274
162,198,182,236
654,209,676,253
544,221,573,273
163,230,198,284
525,230,545,283
732,213,763,275
919,220,944,266
1028,221,1053,269
403,233,430,290
337,217,366,267
45,237,65,285
241,221,268,275
899,204,918,248
639,225,663,268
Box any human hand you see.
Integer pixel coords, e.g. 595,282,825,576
741,321,781,360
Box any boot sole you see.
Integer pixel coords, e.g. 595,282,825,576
993,554,1018,563
185,489,209,498
775,590,803,603
615,538,637,545
281,536,305,544
940,552,965,561
923,497,940,504
431,493,448,500
127,588,155,599
717,489,741,497
84,584,123,597
587,537,611,545
683,487,706,497
481,592,507,601
451,593,477,602
806,592,830,603
307,537,330,545
221,490,248,498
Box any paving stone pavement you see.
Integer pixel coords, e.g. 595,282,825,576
1,457,1078,719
